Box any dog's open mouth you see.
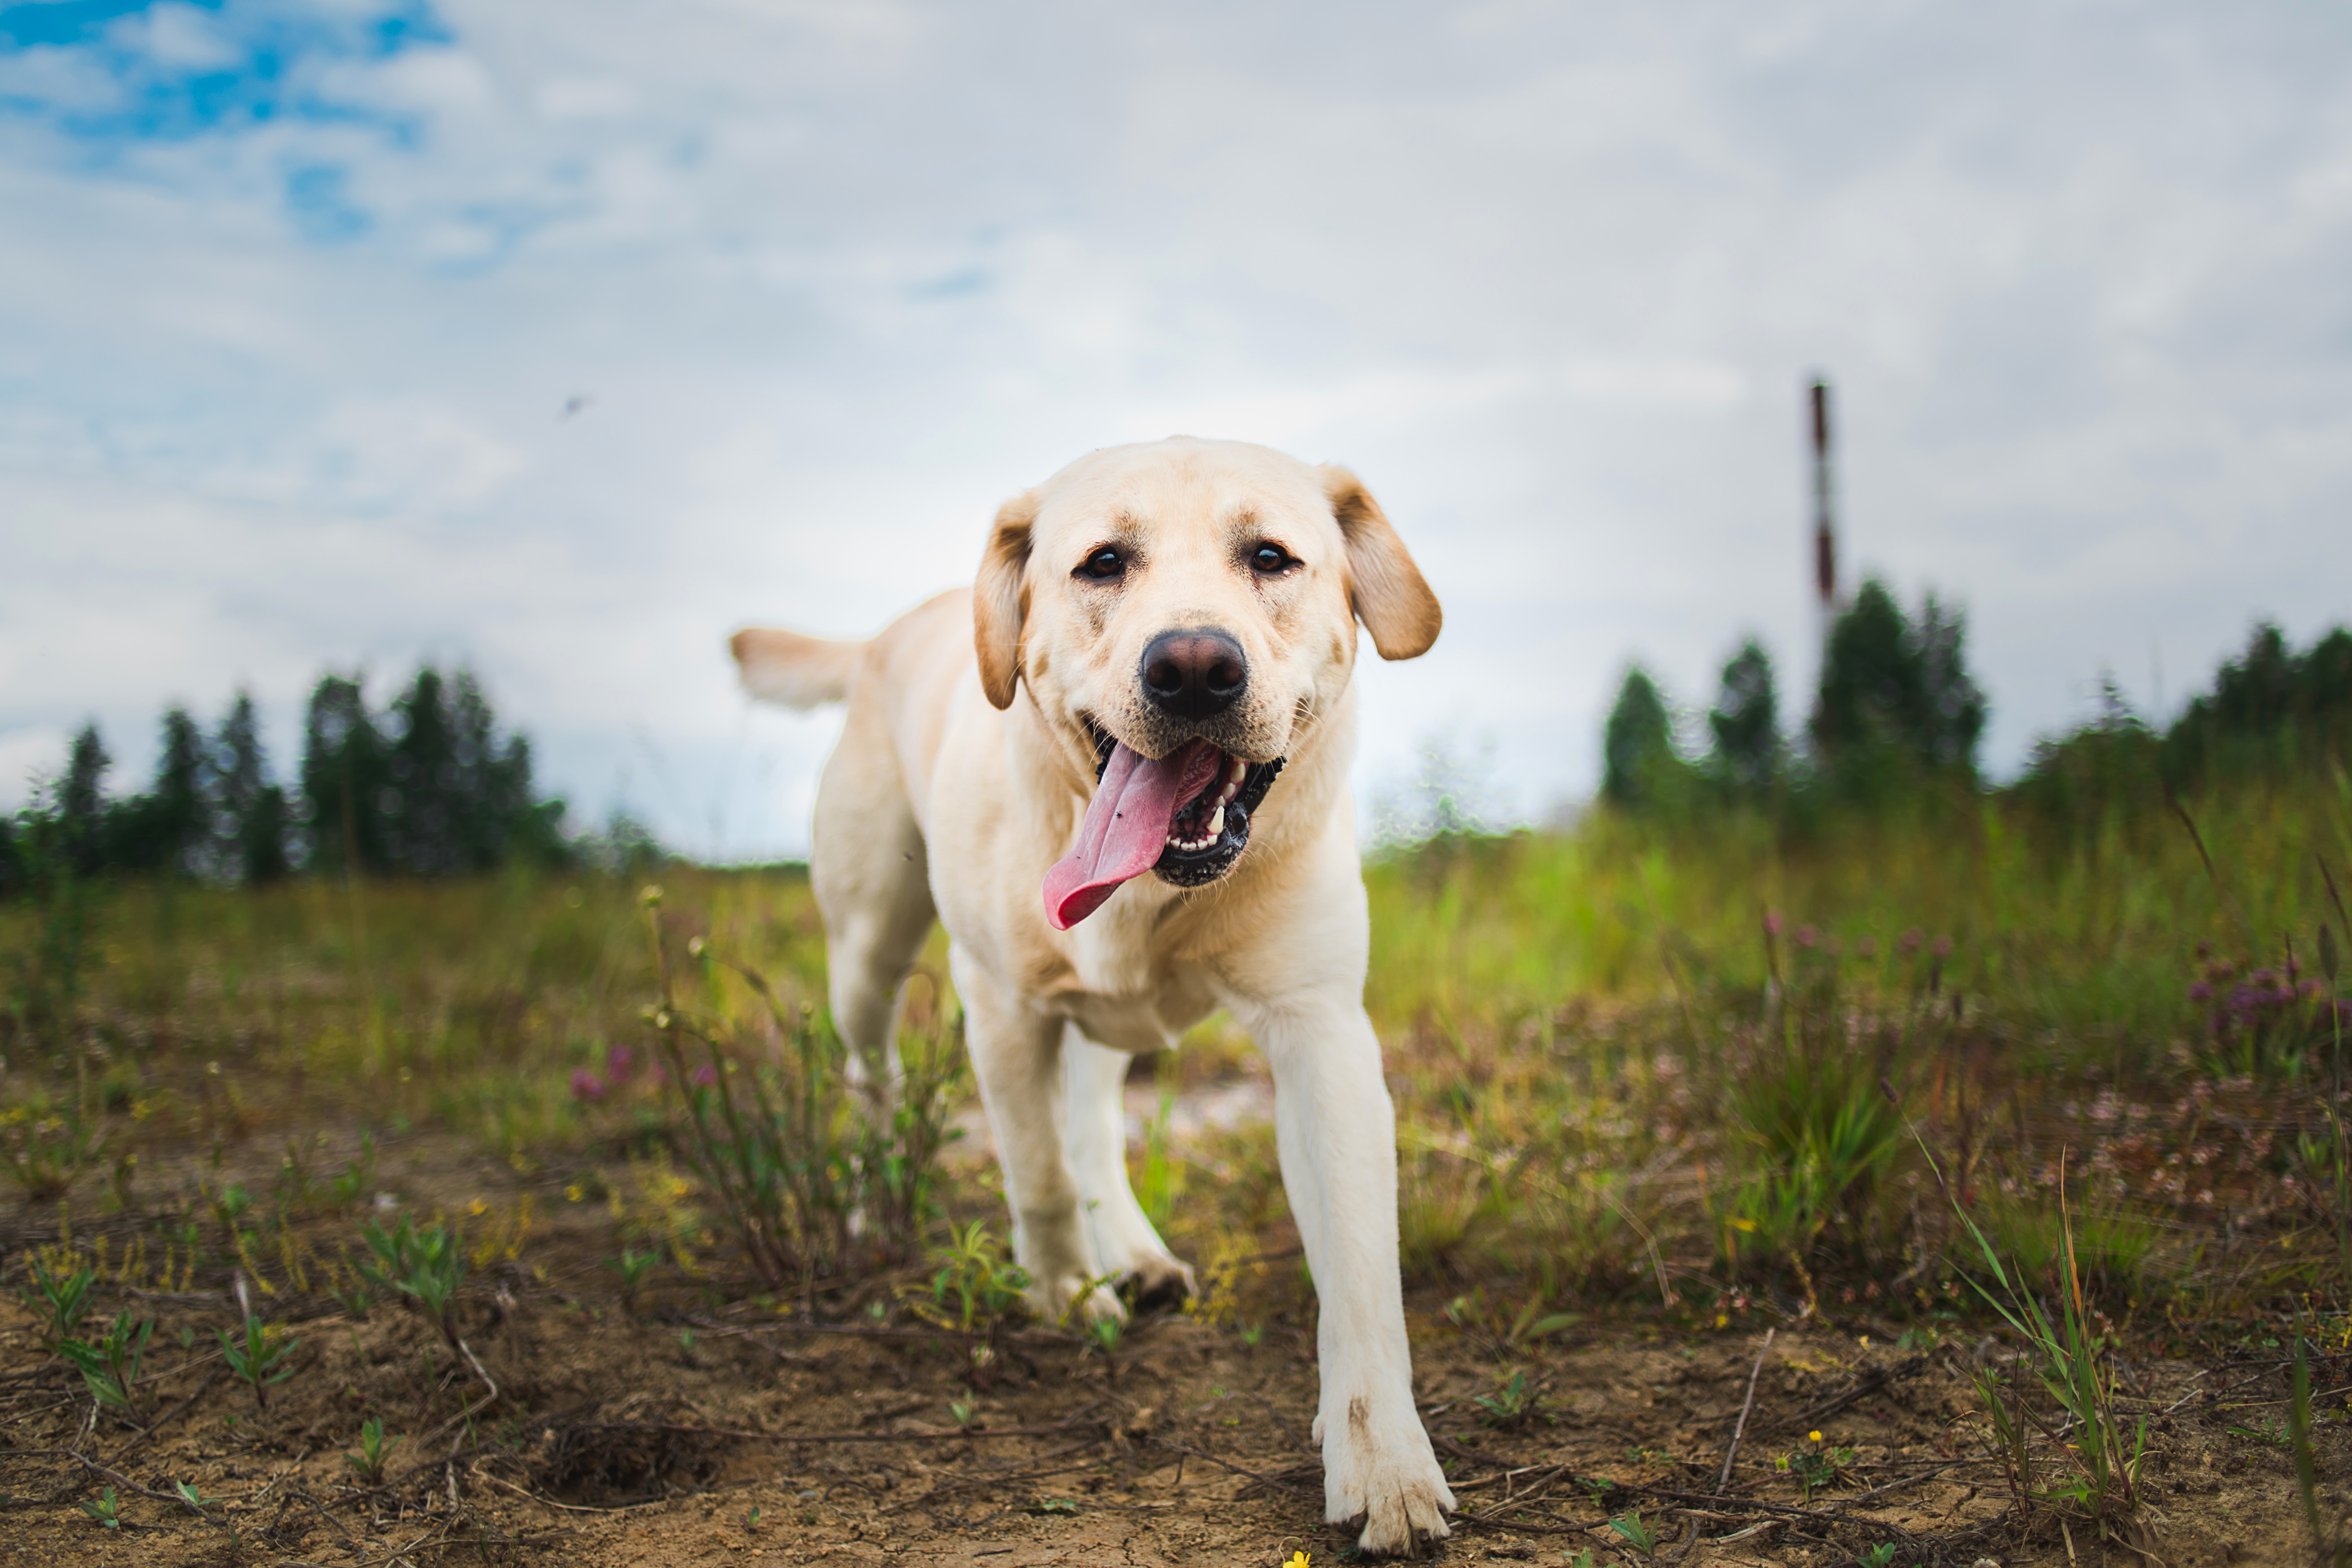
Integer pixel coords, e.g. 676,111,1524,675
1040,721,1284,929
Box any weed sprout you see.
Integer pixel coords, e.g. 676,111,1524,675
355,1215,467,1345
346,1417,399,1484
18,1259,95,1349
59,1309,153,1422
217,1311,299,1410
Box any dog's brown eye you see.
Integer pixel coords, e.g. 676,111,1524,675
1249,544,1295,575
1076,547,1125,581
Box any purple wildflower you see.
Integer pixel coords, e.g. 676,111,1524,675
570,1069,607,1101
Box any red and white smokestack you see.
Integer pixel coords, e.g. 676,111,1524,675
1809,376,1837,623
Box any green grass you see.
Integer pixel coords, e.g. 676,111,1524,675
4,767,2352,1554
1362,767,2352,1069
0,865,831,1162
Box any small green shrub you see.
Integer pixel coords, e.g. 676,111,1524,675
19,1259,95,1349
911,1220,1029,1384
1933,1140,2149,1542
326,1131,376,1211
217,1313,300,1409
1,1103,103,1203
60,1309,153,1421
346,1416,399,1484
356,1215,466,1345
606,1246,659,1308
1775,1434,1856,1500
1472,1368,1542,1429
639,890,967,1300
1722,1022,1908,1295
1607,1509,1658,1554
80,1485,122,1530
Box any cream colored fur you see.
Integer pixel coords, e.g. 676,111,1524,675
730,436,1452,1554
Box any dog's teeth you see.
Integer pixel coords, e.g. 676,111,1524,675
1207,804,1225,839
1226,757,1247,783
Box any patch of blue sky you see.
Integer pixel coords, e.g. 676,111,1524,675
0,0,454,145
283,160,365,242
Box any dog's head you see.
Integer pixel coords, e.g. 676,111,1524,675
977,437,1440,922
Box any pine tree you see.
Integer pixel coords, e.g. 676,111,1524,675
304,665,560,877
2160,622,2352,785
451,669,537,870
1810,578,1986,782
301,675,391,876
1810,579,1913,762
1601,667,1683,807
59,724,111,876
111,707,209,876
211,692,291,883
387,667,461,875
1914,596,1987,769
1707,639,1782,790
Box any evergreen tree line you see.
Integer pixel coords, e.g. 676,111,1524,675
2010,619,2352,824
1601,574,2352,817
0,667,580,896
1602,576,1987,810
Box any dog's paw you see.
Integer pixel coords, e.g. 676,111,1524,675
1118,1252,1196,1313
1321,1397,1454,1557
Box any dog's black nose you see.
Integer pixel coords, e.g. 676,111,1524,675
1141,628,1247,719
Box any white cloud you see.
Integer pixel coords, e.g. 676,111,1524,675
108,4,245,72
534,77,638,121
2,0,2350,854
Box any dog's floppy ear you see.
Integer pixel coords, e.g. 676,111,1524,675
973,488,1040,710
1322,465,1441,660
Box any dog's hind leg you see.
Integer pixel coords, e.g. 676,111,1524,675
1062,1028,1196,1310
809,714,935,1119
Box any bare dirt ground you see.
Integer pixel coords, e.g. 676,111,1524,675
0,1112,2333,1567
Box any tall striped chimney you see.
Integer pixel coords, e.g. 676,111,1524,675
1809,375,1838,641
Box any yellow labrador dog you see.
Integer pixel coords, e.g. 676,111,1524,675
730,436,1453,1552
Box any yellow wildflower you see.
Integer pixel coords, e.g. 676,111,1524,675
1807,1430,1823,1443
1284,1553,1311,1568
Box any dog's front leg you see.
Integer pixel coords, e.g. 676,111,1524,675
1247,991,1453,1555
950,946,1122,1323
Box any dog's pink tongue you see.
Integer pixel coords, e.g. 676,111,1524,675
1043,739,1221,930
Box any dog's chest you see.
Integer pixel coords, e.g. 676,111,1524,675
1061,927,1220,1052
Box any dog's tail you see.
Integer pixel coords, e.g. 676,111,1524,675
729,627,867,709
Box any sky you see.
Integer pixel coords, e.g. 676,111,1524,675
2,0,2349,859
